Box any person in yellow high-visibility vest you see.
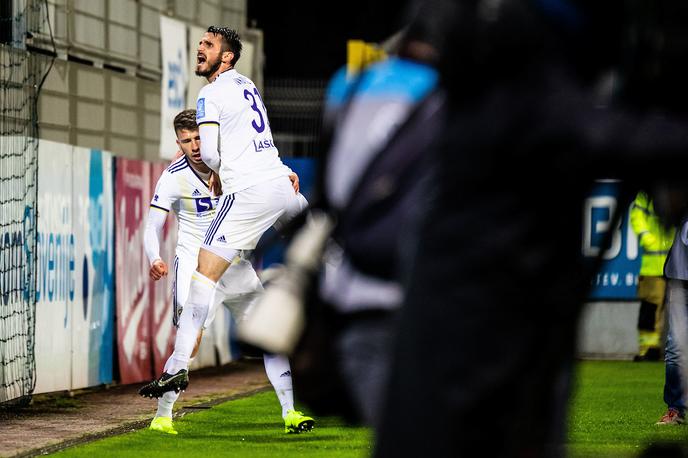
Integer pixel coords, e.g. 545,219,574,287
630,190,676,360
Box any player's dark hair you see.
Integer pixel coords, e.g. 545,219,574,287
173,109,197,133
207,26,242,66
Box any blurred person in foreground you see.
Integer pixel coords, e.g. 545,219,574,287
374,1,688,456
289,0,456,428
630,190,674,361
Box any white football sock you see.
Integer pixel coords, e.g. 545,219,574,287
155,390,179,418
156,352,199,419
263,353,294,418
168,271,216,374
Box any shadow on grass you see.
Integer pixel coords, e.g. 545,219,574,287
176,433,337,443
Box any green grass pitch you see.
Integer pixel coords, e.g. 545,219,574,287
568,360,688,457
52,361,687,457
52,391,372,458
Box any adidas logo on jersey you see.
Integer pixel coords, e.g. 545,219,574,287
192,189,201,197
280,371,291,378
217,235,226,243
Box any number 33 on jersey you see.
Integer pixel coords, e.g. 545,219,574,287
196,69,291,196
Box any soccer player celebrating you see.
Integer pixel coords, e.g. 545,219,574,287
139,109,312,435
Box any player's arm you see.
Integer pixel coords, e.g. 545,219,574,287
198,122,221,173
144,208,169,280
145,173,178,280
196,91,221,173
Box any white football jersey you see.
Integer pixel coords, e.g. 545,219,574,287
150,156,219,260
195,69,291,194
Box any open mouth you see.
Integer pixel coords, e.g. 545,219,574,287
197,54,206,65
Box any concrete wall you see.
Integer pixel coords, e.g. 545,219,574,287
37,57,163,161
36,0,247,72
577,301,641,360
27,0,252,161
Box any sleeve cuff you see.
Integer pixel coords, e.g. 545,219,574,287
150,204,170,212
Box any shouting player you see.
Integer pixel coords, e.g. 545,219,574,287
139,109,313,435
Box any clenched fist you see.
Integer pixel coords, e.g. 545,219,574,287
150,259,169,281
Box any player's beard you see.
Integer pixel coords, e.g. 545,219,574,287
195,57,221,78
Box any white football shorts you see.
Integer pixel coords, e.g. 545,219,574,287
201,175,308,261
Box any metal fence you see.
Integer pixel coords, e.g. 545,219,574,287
0,0,55,407
264,78,326,158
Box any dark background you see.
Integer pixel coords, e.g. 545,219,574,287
247,0,408,79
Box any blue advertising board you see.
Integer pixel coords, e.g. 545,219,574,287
34,142,115,393
584,180,640,300
261,167,640,300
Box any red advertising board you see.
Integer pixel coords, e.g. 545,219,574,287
148,163,177,375
115,158,177,383
115,158,152,383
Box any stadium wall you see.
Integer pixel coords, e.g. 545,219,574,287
577,180,642,360
29,0,253,162
577,301,640,360
1,0,283,403
25,153,644,394
32,140,235,394
34,141,115,393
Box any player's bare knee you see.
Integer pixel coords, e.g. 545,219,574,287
196,248,231,281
